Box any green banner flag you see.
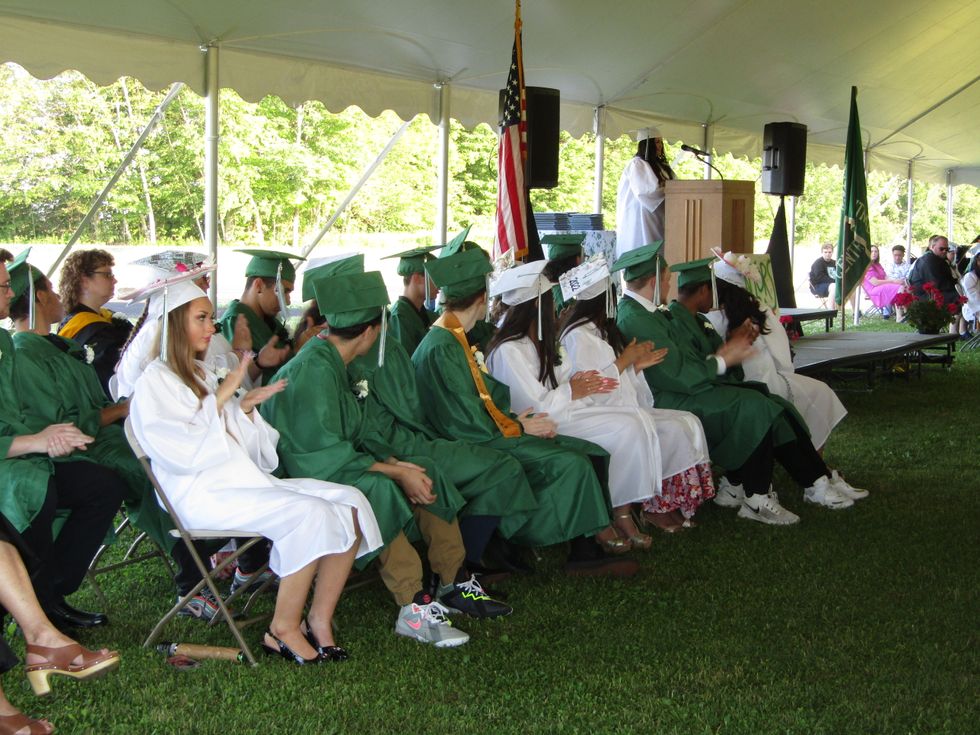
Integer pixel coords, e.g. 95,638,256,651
835,85,871,307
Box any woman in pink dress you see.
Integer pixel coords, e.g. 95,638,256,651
864,246,904,316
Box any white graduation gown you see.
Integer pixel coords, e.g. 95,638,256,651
486,337,663,506
560,322,710,478
115,321,251,399
961,271,980,321
616,157,665,257
130,359,382,577
705,308,847,450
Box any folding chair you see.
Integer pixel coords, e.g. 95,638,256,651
123,418,268,665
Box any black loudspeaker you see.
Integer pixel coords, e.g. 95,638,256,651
498,85,560,189
761,122,807,196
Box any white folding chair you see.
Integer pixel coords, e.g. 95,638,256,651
123,418,270,665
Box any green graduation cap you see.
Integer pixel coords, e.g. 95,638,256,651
6,248,43,302
610,241,667,281
439,225,474,258
313,270,390,329
381,245,439,277
301,253,364,302
426,248,493,300
670,257,715,288
542,233,585,261
236,248,306,282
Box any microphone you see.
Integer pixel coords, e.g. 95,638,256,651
681,144,710,156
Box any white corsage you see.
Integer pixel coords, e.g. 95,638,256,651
472,348,488,374
657,304,670,313
353,379,370,400
215,367,230,381
703,321,716,332
0,347,4,361
84,345,95,364
557,345,568,365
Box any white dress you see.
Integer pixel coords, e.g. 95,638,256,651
961,271,980,322
130,359,382,577
486,337,663,507
560,322,710,479
115,320,250,399
705,307,847,450
615,157,665,257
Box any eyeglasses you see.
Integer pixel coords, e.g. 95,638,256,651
936,247,949,253
90,270,115,279
0,281,11,293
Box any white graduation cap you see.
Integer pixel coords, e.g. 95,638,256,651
121,269,210,363
560,256,615,317
490,260,554,340
635,125,662,142
120,262,216,319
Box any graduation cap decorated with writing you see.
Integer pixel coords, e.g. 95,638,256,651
7,248,46,330
122,261,216,319
382,245,439,277
439,225,474,259
124,270,209,364
314,270,391,366
542,233,585,261
426,248,493,301
130,250,209,276
301,253,363,302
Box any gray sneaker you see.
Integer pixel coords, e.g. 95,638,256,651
714,477,745,508
394,593,470,648
738,490,800,525
803,476,854,509
830,470,869,500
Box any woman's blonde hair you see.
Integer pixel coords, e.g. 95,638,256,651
59,249,114,312
151,301,209,400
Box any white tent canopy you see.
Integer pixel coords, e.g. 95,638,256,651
1,0,978,186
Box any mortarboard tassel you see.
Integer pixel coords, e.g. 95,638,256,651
653,260,662,306
274,262,289,320
605,280,615,319
27,266,35,331
160,285,170,364
711,266,719,310
378,305,387,368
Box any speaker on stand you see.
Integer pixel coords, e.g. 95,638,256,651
761,122,807,196
498,86,560,189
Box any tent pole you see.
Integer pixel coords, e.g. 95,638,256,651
945,169,954,241
592,106,604,215
435,83,450,246
204,44,220,305
702,123,712,180
301,118,414,258
788,195,797,268
905,160,914,254
46,82,184,278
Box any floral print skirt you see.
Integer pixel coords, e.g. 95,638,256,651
642,462,715,519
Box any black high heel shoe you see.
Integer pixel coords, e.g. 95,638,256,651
261,629,321,665
301,618,350,662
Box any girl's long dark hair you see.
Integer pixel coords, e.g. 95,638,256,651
558,293,627,356
637,139,676,186
715,279,769,339
486,290,558,388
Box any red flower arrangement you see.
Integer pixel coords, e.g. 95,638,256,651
893,282,966,333
779,315,802,342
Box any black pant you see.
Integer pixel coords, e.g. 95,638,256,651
20,461,127,609
172,538,271,596
730,428,827,497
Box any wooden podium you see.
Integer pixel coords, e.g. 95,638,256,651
664,180,755,265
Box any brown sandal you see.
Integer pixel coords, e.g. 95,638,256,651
0,712,54,735
25,643,120,697
614,511,653,550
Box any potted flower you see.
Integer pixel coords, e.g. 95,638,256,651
892,282,965,334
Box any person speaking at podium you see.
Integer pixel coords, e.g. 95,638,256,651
615,127,676,257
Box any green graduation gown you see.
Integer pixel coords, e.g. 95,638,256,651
615,296,799,471
349,337,538,520
388,297,433,357
465,319,496,355
217,300,291,385
412,325,611,546
261,337,462,564
9,331,173,550
0,329,54,532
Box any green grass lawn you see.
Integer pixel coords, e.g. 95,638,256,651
4,317,978,734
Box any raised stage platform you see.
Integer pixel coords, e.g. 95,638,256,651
792,331,957,386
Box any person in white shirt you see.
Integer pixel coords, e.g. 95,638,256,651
615,127,675,258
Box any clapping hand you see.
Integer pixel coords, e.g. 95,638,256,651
634,346,668,371
569,370,618,399
240,379,288,415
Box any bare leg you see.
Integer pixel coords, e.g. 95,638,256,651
307,509,361,648
0,682,53,733
266,560,319,661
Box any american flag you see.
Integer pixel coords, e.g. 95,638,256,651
494,13,529,261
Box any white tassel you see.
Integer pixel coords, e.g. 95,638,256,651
378,306,387,368
27,266,35,331
274,262,289,319
605,281,615,319
485,274,492,322
537,287,544,342
711,267,719,310
654,260,662,306
160,285,170,364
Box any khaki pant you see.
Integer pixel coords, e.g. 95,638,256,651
377,509,465,605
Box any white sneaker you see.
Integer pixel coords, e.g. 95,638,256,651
830,469,869,500
714,477,745,508
803,476,854,509
737,490,800,525
394,593,470,648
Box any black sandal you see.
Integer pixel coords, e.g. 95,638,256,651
301,618,349,662
261,629,321,665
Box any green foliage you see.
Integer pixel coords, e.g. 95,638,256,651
0,64,977,253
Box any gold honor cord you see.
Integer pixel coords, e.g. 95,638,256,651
434,312,521,439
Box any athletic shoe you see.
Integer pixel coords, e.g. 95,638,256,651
714,477,745,508
830,469,869,500
438,575,512,618
176,588,220,621
803,476,854,509
394,592,470,648
229,567,278,595
737,490,800,525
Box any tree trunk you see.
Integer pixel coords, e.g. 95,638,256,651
120,79,157,244
292,103,304,248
